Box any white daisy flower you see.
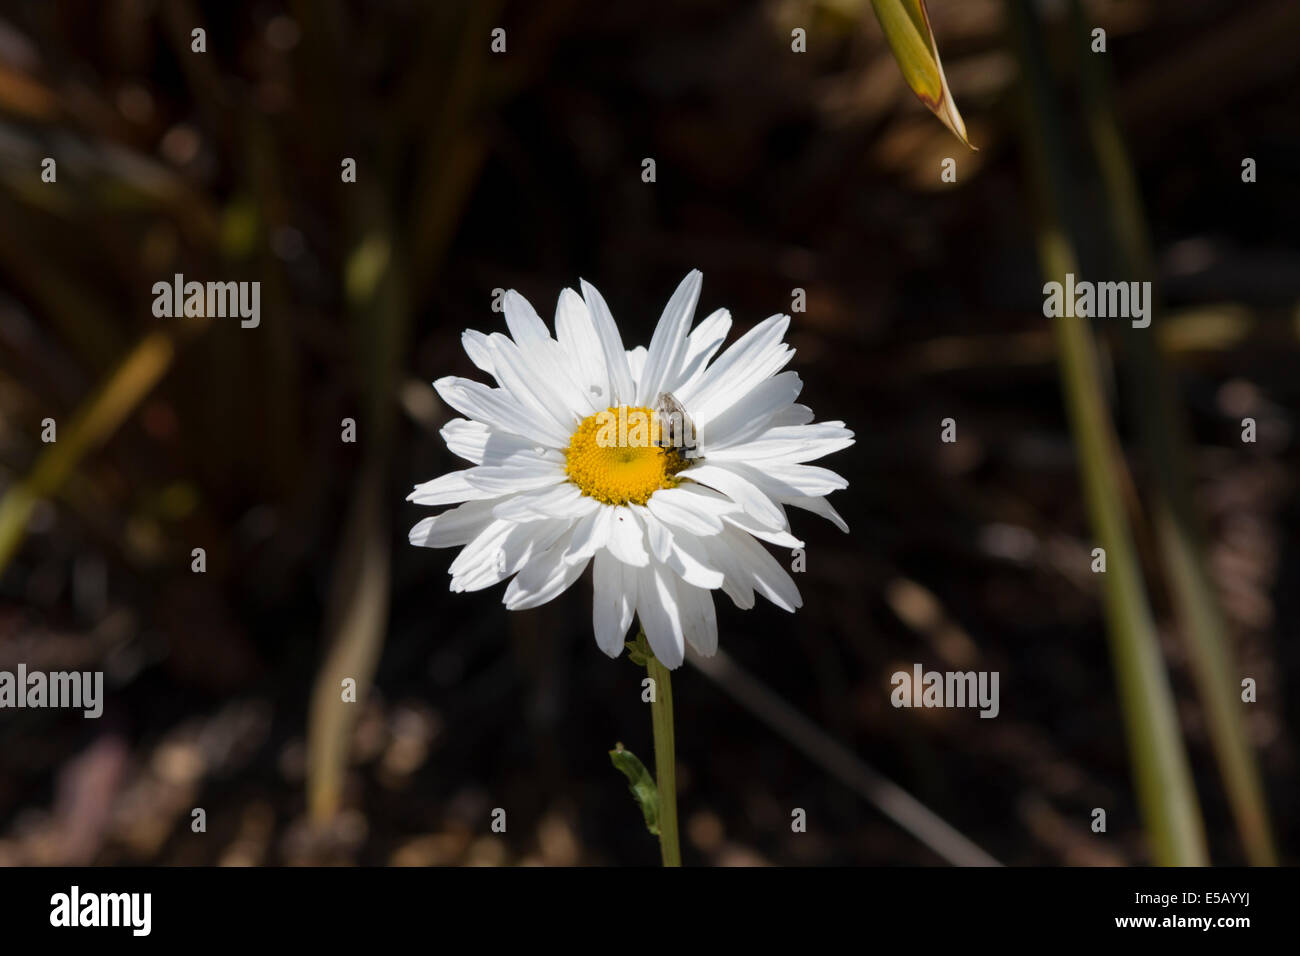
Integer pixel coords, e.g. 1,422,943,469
408,270,853,669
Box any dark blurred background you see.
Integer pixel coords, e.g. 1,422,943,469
0,0,1297,866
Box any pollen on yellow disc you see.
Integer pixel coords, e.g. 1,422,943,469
564,405,689,505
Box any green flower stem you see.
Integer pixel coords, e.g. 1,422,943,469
640,633,682,867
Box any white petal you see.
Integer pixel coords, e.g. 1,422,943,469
637,269,702,405
646,490,722,535
680,463,787,529
434,376,571,448
787,494,850,533
504,529,590,610
645,484,741,535
605,505,649,566
673,308,731,389
706,422,854,463
500,291,600,418
666,538,725,590
676,580,718,656
626,345,648,386
408,470,496,505
675,314,790,414
439,418,492,464
721,524,803,612
580,279,635,405
501,290,552,350
728,460,848,497
554,288,609,408
693,344,795,426
451,518,572,592
698,370,803,449
636,564,685,669
462,454,568,495
564,506,615,565
592,549,635,657
448,519,514,586
631,505,725,590
492,482,599,521
722,510,804,550
769,403,814,427
408,499,498,548
441,419,556,468
634,504,674,562
483,332,580,434
461,330,495,374
695,533,755,609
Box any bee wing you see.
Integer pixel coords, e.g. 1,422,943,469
654,391,688,421
654,391,700,454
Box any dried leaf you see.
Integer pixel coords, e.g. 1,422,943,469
870,0,975,148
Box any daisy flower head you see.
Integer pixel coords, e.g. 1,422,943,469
408,271,853,669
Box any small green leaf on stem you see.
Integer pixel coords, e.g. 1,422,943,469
609,743,660,836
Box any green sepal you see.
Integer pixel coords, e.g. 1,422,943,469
625,628,649,666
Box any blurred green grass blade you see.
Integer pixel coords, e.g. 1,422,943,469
306,220,406,822
1007,0,1208,865
0,330,175,577
1042,234,1208,867
609,743,661,836
303,0,493,824
869,0,974,148
1067,0,1277,866
306,457,391,822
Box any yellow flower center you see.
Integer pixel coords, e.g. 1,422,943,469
564,405,689,506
